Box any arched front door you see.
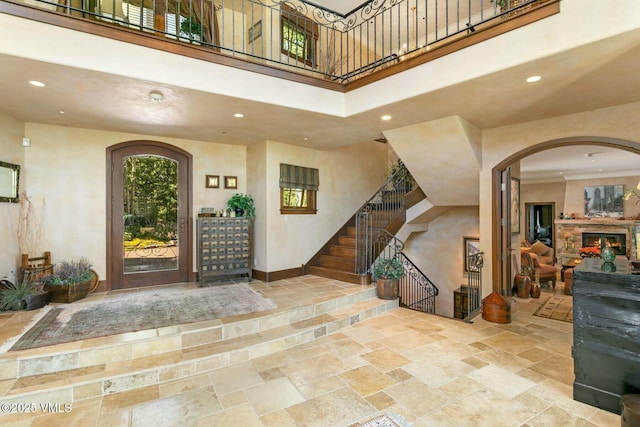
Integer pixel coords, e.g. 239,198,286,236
107,141,192,289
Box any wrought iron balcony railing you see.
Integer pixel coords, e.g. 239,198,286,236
11,0,551,82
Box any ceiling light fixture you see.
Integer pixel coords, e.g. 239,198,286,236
526,75,541,83
234,113,244,118
148,90,164,102
29,80,45,87
381,115,392,121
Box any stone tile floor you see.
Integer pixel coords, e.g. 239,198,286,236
0,278,621,427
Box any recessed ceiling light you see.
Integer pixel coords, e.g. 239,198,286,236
148,90,164,102
234,113,244,118
29,80,45,87
381,115,392,121
526,75,541,83
59,111,65,114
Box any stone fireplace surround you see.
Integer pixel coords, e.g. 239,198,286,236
555,219,640,263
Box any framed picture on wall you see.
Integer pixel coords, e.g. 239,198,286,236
584,184,624,218
205,175,219,188
463,236,480,273
511,177,520,234
224,176,238,189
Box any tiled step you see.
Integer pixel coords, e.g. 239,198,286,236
0,286,396,407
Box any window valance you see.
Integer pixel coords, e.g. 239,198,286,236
279,164,319,191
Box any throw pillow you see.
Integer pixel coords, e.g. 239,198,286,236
530,240,550,256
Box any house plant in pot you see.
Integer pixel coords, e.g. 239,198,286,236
43,258,97,303
373,257,405,300
180,16,203,41
227,193,256,219
0,278,49,311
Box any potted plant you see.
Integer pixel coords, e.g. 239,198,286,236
227,193,256,219
43,258,97,303
180,16,203,41
373,257,405,300
0,279,48,311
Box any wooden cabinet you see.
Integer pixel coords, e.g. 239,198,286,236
197,217,251,285
453,286,469,319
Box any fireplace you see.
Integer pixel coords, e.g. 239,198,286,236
582,232,627,256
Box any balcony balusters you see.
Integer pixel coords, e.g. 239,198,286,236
14,0,549,81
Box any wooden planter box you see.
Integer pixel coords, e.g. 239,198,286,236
44,280,92,303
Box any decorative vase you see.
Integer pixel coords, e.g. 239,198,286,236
601,261,616,273
514,274,531,299
601,246,616,263
530,281,541,298
481,291,511,324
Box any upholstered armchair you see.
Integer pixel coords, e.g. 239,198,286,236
521,251,559,288
521,240,555,265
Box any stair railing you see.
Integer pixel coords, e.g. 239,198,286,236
355,165,413,276
396,252,439,314
465,252,484,322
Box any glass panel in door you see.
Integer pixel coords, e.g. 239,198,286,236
123,155,178,273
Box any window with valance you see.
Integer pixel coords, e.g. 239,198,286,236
279,163,319,214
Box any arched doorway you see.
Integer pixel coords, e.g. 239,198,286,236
491,137,640,295
107,141,193,289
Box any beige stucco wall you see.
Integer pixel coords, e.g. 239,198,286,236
22,123,247,282
256,140,387,272
563,175,640,219
403,207,479,318
0,112,25,280
480,101,640,295
12,123,385,282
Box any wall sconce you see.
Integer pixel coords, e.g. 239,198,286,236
22,138,31,147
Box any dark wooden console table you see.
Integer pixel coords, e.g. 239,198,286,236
572,257,640,414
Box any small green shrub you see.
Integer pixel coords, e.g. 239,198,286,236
373,257,405,280
0,280,35,311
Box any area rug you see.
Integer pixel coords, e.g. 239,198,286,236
358,413,413,427
10,284,277,351
533,295,573,323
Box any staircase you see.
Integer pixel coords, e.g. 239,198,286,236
307,223,363,284
305,182,426,285
0,280,398,410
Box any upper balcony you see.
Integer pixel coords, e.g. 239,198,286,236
2,0,558,89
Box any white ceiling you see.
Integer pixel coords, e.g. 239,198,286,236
1,3,640,181
520,145,640,184
310,0,367,15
